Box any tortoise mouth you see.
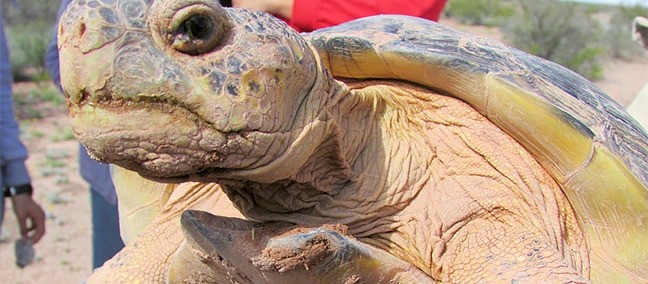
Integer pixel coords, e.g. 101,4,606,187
141,166,229,184
67,95,235,181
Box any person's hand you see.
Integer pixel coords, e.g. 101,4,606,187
232,0,294,19
11,194,46,244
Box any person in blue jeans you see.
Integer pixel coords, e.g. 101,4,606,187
45,0,124,269
1,8,46,247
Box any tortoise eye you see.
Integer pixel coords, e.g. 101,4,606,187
181,15,213,41
169,7,225,55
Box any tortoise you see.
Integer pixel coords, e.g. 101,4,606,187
56,0,648,282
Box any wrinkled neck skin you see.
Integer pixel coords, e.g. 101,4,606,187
213,61,587,278
216,67,425,238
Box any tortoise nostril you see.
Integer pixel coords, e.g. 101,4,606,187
78,22,86,37
79,88,91,105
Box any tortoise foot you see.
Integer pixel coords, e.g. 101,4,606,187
167,210,435,283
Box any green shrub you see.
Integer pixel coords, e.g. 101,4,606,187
12,83,63,121
6,23,53,81
501,0,606,80
12,90,44,120
444,0,515,26
605,2,648,59
51,126,76,142
0,0,59,25
2,0,59,81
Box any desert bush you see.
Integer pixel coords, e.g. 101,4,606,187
444,0,514,26
51,126,76,142
1,0,60,25
2,0,59,81
605,2,648,59
6,23,53,81
501,0,606,80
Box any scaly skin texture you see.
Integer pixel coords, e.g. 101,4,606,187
89,82,590,283
319,81,588,282
57,0,602,282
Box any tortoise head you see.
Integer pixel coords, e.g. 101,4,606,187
59,0,328,182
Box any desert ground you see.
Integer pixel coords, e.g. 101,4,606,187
0,18,646,283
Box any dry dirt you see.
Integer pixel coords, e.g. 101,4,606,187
0,19,646,283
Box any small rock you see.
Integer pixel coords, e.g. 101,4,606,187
15,238,35,268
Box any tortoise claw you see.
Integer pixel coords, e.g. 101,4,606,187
250,227,436,283
167,210,435,283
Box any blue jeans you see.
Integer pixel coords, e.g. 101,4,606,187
0,194,4,229
91,188,124,269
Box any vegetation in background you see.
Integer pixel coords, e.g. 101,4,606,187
2,0,59,81
444,0,515,26
445,0,648,81
39,148,71,184
6,23,52,81
502,0,606,80
605,2,648,59
12,81,64,120
51,125,76,142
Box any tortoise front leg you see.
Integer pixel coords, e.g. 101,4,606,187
88,181,242,283
168,211,436,284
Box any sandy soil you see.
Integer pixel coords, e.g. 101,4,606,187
1,82,91,283
0,20,646,283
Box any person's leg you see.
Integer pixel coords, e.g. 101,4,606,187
91,188,125,269
0,11,7,229
0,195,5,229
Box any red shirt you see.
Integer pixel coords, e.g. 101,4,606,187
285,0,447,32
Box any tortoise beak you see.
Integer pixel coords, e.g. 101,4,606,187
58,4,115,104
